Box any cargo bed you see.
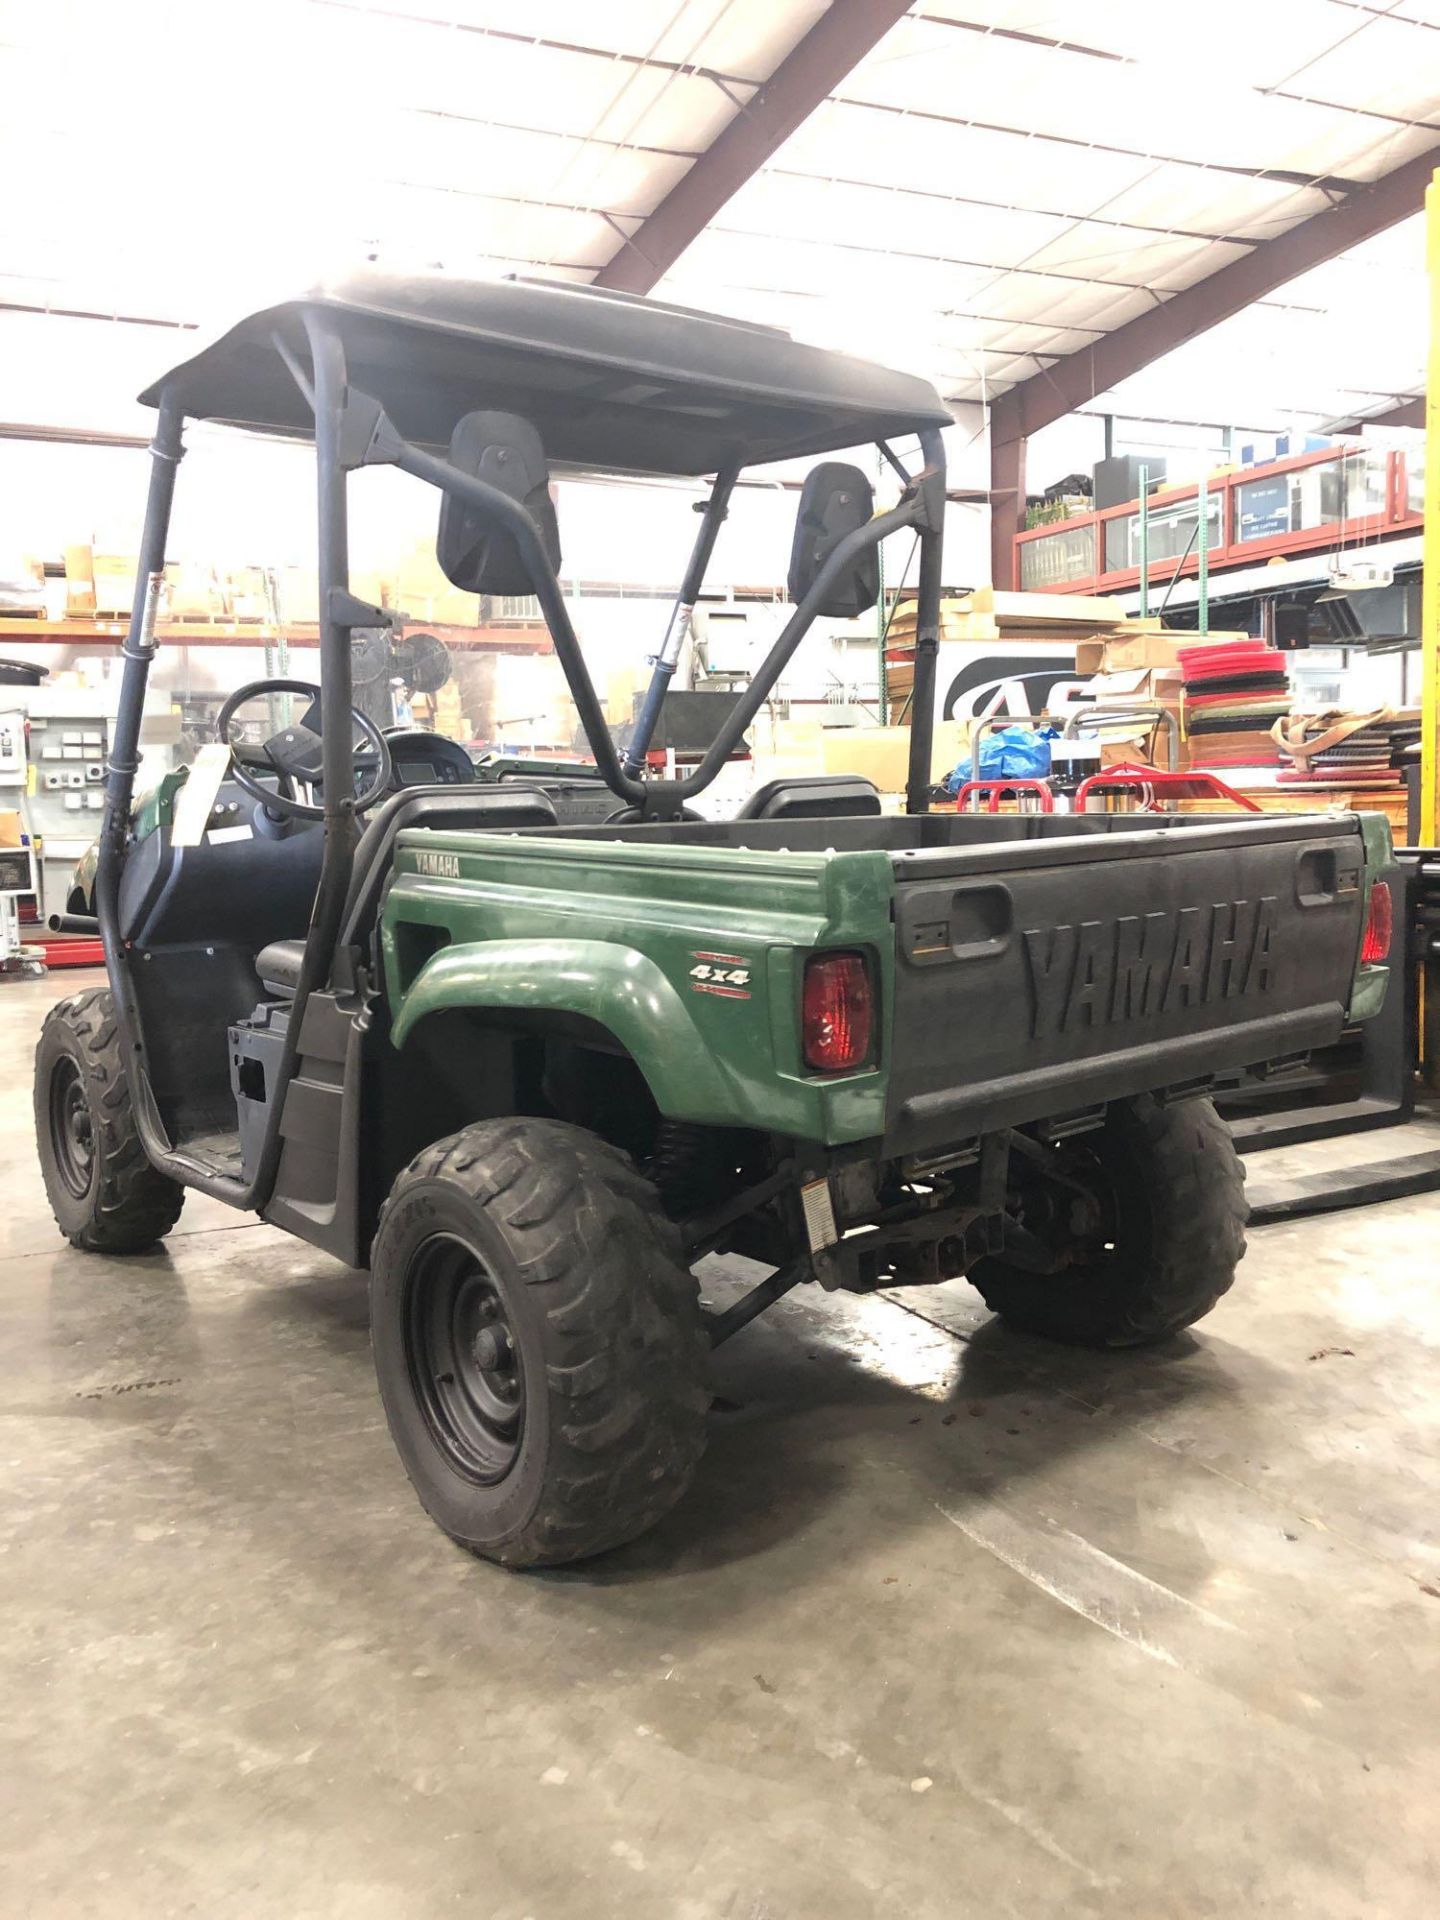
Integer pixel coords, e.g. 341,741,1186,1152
465,806,1379,1151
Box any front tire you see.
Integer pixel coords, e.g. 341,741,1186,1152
34,987,186,1252
971,1094,1247,1348
370,1118,710,1568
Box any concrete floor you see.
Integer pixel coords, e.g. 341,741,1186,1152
3,968,1439,1919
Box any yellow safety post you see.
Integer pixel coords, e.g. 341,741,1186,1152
1422,168,1440,845
1420,170,1440,1083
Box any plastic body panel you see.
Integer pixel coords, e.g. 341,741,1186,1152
382,833,896,1146
261,991,366,1267
380,811,1387,1153
885,821,1369,1152
139,272,953,476
228,1002,290,1185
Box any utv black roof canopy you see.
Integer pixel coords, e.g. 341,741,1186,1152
141,272,953,476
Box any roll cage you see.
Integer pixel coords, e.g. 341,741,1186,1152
95,275,951,1213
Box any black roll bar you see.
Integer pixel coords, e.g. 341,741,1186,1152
387,439,646,803
91,389,228,1191
622,458,739,777
680,494,929,796
93,316,374,1210
380,419,947,813
88,323,948,1202
297,312,362,987
905,431,946,816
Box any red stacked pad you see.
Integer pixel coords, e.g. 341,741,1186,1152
1180,638,1289,770
1177,640,1286,680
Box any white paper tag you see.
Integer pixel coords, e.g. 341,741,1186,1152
800,1177,839,1253
170,743,233,847
138,568,165,652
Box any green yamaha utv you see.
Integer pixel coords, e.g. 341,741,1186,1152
35,275,1394,1567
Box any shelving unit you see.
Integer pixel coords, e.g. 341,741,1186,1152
0,616,552,654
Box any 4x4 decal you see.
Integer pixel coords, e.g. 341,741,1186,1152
688,949,752,1000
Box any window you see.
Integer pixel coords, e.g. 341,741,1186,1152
1104,493,1222,573
1018,523,1095,588
484,594,543,624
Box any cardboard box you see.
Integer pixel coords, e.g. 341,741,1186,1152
275,565,321,625
91,553,138,618
604,668,639,727
817,722,969,793
431,680,470,740
219,565,273,622
394,541,477,627
64,544,96,618
750,716,826,783
162,563,220,620
1069,620,1257,677
1087,666,1183,706
1076,630,1184,675
1080,667,1186,770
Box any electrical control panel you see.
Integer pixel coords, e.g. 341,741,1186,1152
0,710,26,786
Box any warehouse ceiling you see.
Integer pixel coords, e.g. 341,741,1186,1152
1,0,1437,436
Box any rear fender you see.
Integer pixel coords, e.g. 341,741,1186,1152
387,938,742,1121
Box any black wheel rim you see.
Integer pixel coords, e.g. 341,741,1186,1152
404,1234,524,1484
49,1055,95,1200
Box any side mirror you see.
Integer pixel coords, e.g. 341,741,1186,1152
436,411,561,595
788,461,878,617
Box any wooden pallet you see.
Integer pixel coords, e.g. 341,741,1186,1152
887,587,1164,638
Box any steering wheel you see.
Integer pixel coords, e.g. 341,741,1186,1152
604,802,705,824
215,679,394,822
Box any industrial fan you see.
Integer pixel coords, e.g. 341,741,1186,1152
350,626,452,727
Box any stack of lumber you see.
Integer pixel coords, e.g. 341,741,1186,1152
882,588,1241,728
885,586,1155,662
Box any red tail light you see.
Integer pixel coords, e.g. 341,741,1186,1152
802,952,873,1073
1360,880,1392,964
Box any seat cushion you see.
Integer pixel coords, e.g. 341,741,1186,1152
255,938,306,994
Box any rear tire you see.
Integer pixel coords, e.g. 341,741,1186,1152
370,1117,710,1568
971,1094,1247,1348
34,987,186,1253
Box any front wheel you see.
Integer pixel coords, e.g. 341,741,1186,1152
34,987,186,1252
971,1094,1247,1348
370,1118,710,1568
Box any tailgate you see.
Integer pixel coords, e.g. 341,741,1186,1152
887,817,1367,1153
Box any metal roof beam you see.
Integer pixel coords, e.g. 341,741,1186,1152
1330,395,1425,432
592,0,913,297
989,143,1440,445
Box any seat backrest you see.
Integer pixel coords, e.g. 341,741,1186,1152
735,774,882,821
340,783,558,947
